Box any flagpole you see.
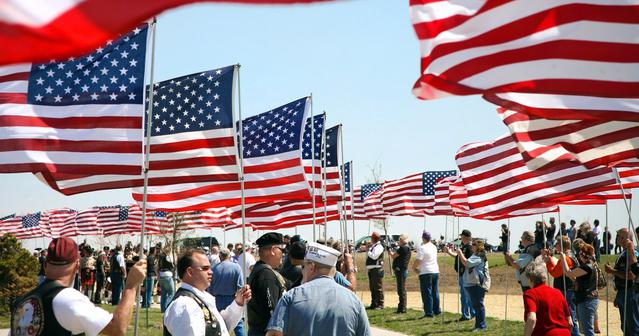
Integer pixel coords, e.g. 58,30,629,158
605,200,610,336
234,64,247,280
503,218,511,336
321,113,328,243
338,125,347,250
310,94,316,242
134,18,157,336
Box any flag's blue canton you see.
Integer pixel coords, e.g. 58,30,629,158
22,213,41,228
0,214,15,221
302,114,325,160
422,170,457,195
154,211,167,217
118,206,130,221
341,162,351,192
361,183,382,201
241,97,307,158
147,66,234,136
27,26,148,106
324,125,339,167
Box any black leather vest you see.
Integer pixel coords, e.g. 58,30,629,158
366,242,384,267
11,279,76,336
110,253,123,274
163,288,222,336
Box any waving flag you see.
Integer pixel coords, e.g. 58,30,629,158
361,183,385,218
496,97,639,170
40,65,239,194
302,114,326,192
0,0,336,66
455,134,617,219
323,125,343,201
382,171,457,217
0,212,46,239
341,161,354,219
433,175,457,216
132,97,311,210
410,1,639,101
0,27,147,179
228,201,339,231
46,208,78,238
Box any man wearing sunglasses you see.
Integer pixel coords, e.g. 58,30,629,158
163,249,251,336
247,232,288,336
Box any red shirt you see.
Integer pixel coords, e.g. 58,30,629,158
524,284,571,336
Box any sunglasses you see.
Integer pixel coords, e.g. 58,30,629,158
191,265,211,271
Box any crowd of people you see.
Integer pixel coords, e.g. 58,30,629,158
11,219,639,336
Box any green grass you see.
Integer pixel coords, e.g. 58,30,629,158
367,308,524,335
99,305,165,336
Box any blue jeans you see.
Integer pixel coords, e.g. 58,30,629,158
466,285,486,330
564,290,579,336
458,275,475,319
158,275,175,313
615,289,639,335
110,273,123,305
215,294,245,336
419,273,441,317
142,276,155,308
576,297,598,336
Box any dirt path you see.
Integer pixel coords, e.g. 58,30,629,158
356,291,624,336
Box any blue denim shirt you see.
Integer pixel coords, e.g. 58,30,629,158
208,260,244,296
267,276,370,336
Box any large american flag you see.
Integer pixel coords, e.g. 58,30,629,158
496,96,639,170
410,1,639,102
381,170,457,217
455,134,618,219
303,114,326,195
226,200,340,231
361,183,386,218
0,27,147,182
96,205,136,236
132,97,311,210
39,66,239,195
0,0,336,66
433,175,457,216
323,125,343,200
0,212,45,239
46,208,78,238
341,161,354,220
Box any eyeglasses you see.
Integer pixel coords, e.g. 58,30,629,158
191,265,211,271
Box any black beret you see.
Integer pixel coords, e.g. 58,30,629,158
256,232,283,247
289,242,306,260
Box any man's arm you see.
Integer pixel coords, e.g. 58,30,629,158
100,260,146,335
367,244,383,260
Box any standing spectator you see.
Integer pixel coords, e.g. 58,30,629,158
444,229,475,321
523,257,573,336
457,239,490,332
505,231,540,292
542,236,579,336
109,244,126,305
558,222,568,237
534,222,545,249
500,224,510,252
577,222,595,246
366,231,385,310
80,246,95,300
413,231,441,318
604,228,639,335
37,249,47,284
238,243,257,276
568,220,578,242
560,244,598,336
615,231,623,255
94,248,106,304
279,241,306,290
142,246,158,308
247,233,287,336
209,246,221,267
209,248,246,336
592,219,602,261
233,243,243,263
546,218,557,248
227,243,236,258
158,247,175,313
390,234,411,314
602,226,612,255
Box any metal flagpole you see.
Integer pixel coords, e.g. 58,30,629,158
456,216,460,331
134,18,157,336
236,64,248,279
504,218,511,336
557,207,568,313
321,114,328,242
338,126,347,251
605,200,609,336
442,216,447,326
310,94,316,242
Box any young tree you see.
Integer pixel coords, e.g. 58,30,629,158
0,234,38,315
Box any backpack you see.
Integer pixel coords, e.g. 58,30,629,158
479,260,491,291
593,261,607,290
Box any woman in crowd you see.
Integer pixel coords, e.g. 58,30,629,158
542,236,579,336
523,257,573,336
457,239,490,332
559,244,599,336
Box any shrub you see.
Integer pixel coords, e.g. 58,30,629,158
0,234,38,316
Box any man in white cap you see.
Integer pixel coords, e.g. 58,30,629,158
265,242,371,336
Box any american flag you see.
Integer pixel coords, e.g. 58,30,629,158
381,171,457,217
323,125,343,200
39,65,239,195
495,96,639,170
341,161,354,220
0,212,45,239
75,208,101,236
1,0,337,66
0,26,147,183
433,175,458,216
227,201,340,231
303,114,326,194
455,134,618,219
132,97,311,211
362,183,386,218
167,210,231,231
410,1,639,102
96,205,135,236
46,208,78,238
448,176,470,217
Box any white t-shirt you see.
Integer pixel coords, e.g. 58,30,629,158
415,242,439,275
237,252,256,275
52,288,113,336
164,283,243,336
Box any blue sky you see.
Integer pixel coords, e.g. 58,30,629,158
4,1,636,250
